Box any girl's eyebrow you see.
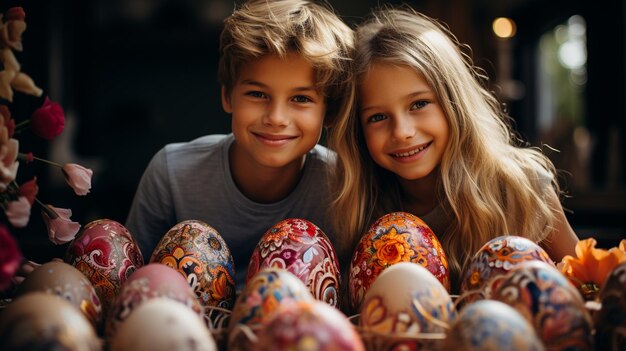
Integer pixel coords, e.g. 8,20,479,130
360,89,433,114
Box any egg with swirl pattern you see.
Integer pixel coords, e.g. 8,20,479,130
150,220,236,316
246,218,341,308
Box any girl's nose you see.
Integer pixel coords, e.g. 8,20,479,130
392,115,415,140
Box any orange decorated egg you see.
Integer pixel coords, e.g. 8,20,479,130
64,219,144,319
349,212,449,312
246,218,341,308
150,220,236,316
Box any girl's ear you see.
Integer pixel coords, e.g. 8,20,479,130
221,86,232,113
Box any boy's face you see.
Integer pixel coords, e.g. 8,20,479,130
222,53,326,170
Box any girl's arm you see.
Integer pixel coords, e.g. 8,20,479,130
540,189,579,262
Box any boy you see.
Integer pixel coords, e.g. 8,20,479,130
125,0,354,287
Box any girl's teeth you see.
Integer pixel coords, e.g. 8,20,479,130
394,144,427,157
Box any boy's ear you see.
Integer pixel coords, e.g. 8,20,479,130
221,86,232,113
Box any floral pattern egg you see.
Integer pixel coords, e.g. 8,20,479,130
150,220,236,314
228,268,313,351
349,212,449,312
443,300,543,351
490,260,594,350
359,262,455,351
105,263,204,337
16,261,102,330
65,218,144,319
246,218,341,308
460,235,554,298
256,300,365,351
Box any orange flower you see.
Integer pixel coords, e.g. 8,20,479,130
558,238,626,300
373,227,415,266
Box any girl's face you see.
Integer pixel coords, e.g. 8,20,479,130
359,63,449,181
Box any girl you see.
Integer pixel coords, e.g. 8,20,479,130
329,7,579,293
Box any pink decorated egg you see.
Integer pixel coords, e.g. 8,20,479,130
256,300,365,351
460,235,554,296
246,218,341,308
16,261,102,329
105,263,204,337
150,220,236,316
64,219,144,319
349,212,449,312
490,260,593,350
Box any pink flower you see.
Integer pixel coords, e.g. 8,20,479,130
30,97,65,141
41,204,81,244
62,163,92,196
0,224,22,291
6,196,30,227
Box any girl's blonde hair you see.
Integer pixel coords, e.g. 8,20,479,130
219,0,355,126
329,7,560,289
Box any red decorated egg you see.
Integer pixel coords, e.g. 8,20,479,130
16,261,102,329
64,219,144,319
246,218,341,308
460,235,554,297
349,212,449,312
256,300,365,351
105,263,204,337
150,220,236,316
490,260,593,350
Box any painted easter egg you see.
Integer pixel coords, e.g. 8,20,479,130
64,218,144,319
359,262,455,347
16,261,102,329
349,212,449,312
443,300,543,351
594,261,626,350
490,260,593,350
256,299,365,351
0,292,100,351
228,268,314,351
150,220,236,315
110,297,217,351
105,263,204,337
459,235,554,297
246,218,341,308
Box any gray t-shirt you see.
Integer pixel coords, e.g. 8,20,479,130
125,134,335,286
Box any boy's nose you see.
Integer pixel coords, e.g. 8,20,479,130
263,102,289,127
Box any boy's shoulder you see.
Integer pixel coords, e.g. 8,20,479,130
163,134,231,155
307,143,337,167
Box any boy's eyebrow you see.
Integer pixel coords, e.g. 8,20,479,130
240,79,319,93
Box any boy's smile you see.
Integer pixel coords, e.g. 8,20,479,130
222,53,326,201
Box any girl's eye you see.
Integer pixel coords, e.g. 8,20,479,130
366,114,387,123
410,100,429,110
292,95,312,103
246,91,267,99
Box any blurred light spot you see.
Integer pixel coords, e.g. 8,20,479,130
493,17,516,38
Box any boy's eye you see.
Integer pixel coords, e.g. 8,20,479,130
410,100,429,110
366,114,387,123
292,95,312,103
246,91,267,99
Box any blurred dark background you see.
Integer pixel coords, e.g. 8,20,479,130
6,0,625,262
